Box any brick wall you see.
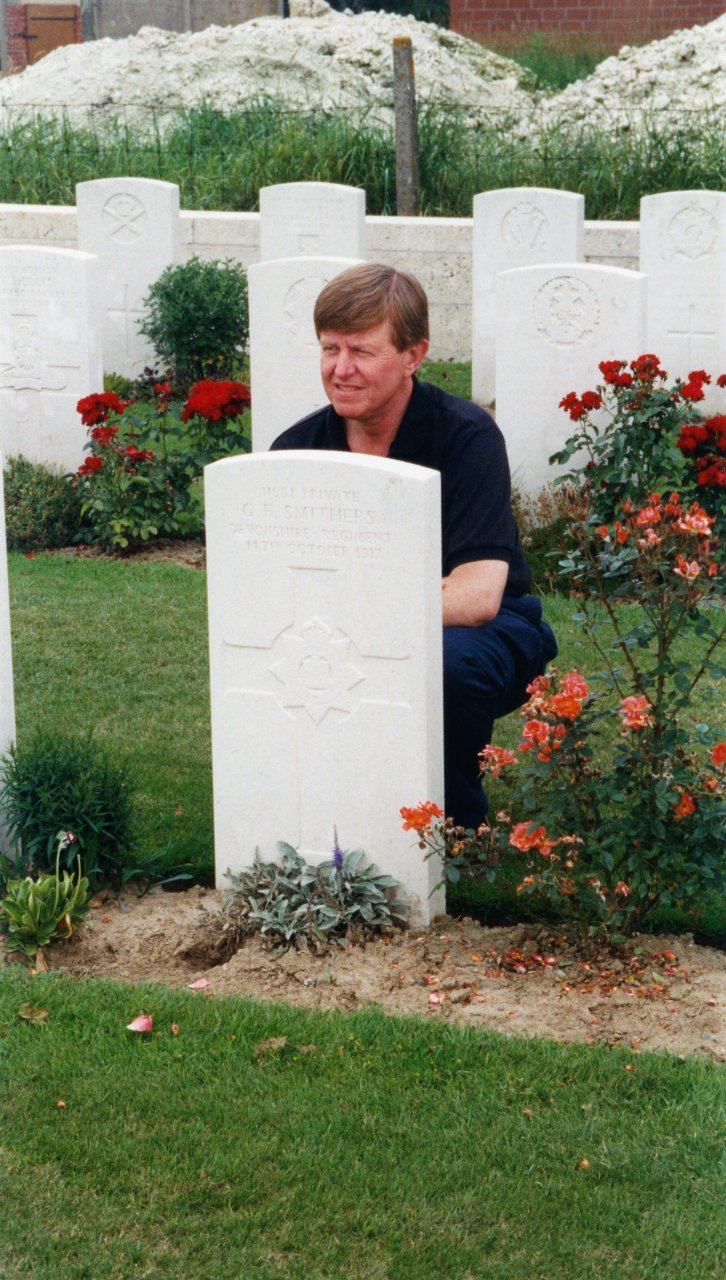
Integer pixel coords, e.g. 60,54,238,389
450,1,726,49
6,5,29,71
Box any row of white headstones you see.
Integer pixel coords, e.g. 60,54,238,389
0,180,724,487
1,180,724,920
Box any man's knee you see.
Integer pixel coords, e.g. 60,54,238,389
443,624,514,708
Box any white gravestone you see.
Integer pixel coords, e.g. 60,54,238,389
259,182,365,263
205,450,445,924
76,178,181,379
472,187,584,406
248,255,363,452
495,264,647,495
0,246,103,473
0,456,15,771
640,191,726,411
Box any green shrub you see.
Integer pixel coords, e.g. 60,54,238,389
3,456,82,551
0,732,137,888
139,257,249,394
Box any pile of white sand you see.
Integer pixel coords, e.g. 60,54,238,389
540,12,726,133
0,4,537,132
0,3,724,136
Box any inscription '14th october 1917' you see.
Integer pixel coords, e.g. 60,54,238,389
230,485,393,561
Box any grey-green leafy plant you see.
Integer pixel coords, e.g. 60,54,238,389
139,256,249,394
223,837,408,951
0,830,90,958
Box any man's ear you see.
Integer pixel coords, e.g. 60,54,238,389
405,338,429,376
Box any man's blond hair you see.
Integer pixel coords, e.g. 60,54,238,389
314,263,429,351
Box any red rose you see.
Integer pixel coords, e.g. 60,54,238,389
580,390,603,411
696,459,726,487
182,380,251,423
559,391,585,421
90,425,119,447
77,455,104,475
676,425,709,455
680,379,706,403
598,359,626,383
703,415,726,452
77,391,131,426
630,354,666,383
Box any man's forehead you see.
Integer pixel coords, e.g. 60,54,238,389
319,319,395,347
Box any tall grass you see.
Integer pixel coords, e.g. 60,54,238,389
0,102,723,219
497,31,614,89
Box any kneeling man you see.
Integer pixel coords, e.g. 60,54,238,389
271,263,557,829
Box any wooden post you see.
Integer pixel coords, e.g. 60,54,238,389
392,37,420,217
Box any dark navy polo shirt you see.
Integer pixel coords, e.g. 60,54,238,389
270,377,531,597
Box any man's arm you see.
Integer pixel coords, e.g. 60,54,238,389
441,559,509,627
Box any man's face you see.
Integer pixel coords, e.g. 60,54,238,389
319,319,427,429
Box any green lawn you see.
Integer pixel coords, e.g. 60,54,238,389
0,969,723,1280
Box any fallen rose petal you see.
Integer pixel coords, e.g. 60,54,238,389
126,1015,153,1033
102,916,111,924
706,998,717,1006
428,992,443,1005
171,1024,180,1036
186,978,210,990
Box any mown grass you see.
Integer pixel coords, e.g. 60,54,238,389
8,555,723,935
0,969,723,1280
0,102,723,220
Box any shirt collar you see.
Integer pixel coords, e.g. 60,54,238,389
321,377,433,460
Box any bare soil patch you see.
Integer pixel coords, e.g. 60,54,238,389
20,885,725,1061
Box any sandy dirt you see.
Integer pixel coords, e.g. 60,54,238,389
17,884,724,1062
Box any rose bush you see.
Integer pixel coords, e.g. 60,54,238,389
404,487,725,939
552,356,726,546
74,379,250,551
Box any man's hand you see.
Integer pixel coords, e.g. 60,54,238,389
442,560,509,627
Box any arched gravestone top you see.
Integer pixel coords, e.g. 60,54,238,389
259,181,365,263
204,449,445,924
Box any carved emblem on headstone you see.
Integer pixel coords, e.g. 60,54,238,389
102,193,147,244
666,206,718,260
532,276,600,346
269,617,364,724
283,276,329,345
500,203,550,251
0,315,67,391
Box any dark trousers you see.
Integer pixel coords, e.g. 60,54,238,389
443,596,558,829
